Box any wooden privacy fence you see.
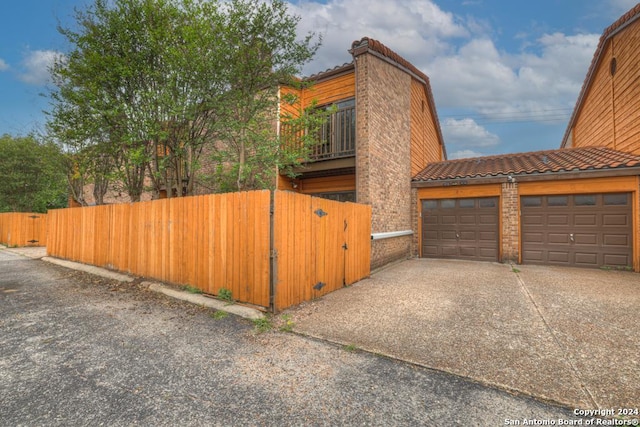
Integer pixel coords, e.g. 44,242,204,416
0,212,47,247
47,190,371,311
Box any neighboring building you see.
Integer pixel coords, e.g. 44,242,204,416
277,37,446,269
561,3,640,154
412,4,640,272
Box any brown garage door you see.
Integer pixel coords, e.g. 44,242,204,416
521,193,632,268
421,197,499,261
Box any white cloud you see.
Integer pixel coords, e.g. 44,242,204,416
426,32,599,117
291,0,467,74
18,50,63,85
442,118,500,148
448,149,484,159
0,58,8,71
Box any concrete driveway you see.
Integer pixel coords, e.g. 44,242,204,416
286,258,640,410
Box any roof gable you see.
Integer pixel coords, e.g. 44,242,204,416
561,3,640,148
349,37,447,159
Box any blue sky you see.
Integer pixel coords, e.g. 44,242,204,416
1,0,638,158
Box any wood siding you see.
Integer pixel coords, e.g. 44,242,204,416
570,19,640,154
273,191,371,311
410,79,443,175
280,72,356,119
0,212,47,247
46,191,371,311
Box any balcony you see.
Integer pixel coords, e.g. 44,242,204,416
310,103,356,161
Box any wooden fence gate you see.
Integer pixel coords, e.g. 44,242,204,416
0,212,48,247
273,191,371,311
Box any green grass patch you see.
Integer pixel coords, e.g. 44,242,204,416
253,317,273,334
183,284,203,294
210,310,228,320
342,344,358,352
279,314,295,332
217,287,233,303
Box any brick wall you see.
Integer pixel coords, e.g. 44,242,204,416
501,182,519,262
355,52,413,269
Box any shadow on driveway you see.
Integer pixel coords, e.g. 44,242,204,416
287,258,640,410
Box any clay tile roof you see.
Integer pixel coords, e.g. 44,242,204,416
304,62,354,82
412,146,640,181
561,3,640,147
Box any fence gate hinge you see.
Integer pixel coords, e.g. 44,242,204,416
27,240,39,244
270,249,278,259
314,208,327,218
28,215,39,219
313,282,325,290
342,243,348,250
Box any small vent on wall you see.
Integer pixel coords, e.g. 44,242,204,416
610,57,617,76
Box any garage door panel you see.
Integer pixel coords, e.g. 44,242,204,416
548,233,570,244
478,247,497,258
459,246,477,257
603,234,629,247
441,246,458,257
424,216,438,225
441,230,457,241
523,250,543,262
548,251,570,263
574,233,598,245
574,214,597,226
459,215,476,225
479,214,497,225
523,232,544,243
523,214,544,226
522,193,632,269
574,252,598,266
548,214,569,225
603,254,630,266
422,245,439,256
459,231,477,241
479,231,497,241
441,215,457,225
603,214,629,226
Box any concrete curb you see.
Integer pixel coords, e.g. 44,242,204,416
42,257,135,282
39,256,264,320
146,282,264,320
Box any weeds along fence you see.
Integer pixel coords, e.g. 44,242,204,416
0,212,48,247
46,190,371,311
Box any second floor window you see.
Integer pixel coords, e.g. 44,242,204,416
313,98,355,160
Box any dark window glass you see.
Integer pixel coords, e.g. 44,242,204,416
313,191,356,203
479,198,496,208
575,195,596,206
522,197,542,207
603,193,628,206
459,199,475,208
547,196,568,206
423,200,437,209
441,199,455,209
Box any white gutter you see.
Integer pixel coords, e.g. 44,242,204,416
371,230,414,240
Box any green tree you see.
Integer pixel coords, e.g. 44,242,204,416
0,134,68,213
48,0,322,200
